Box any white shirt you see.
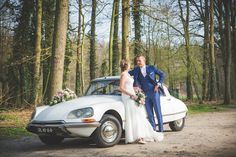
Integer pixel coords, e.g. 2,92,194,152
140,65,147,77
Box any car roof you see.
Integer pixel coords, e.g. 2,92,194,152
91,76,168,88
91,76,120,82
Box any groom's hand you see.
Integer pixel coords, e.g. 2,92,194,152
134,86,142,92
154,85,160,92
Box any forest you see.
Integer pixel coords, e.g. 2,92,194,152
0,0,235,108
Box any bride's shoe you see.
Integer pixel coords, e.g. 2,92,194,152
137,138,146,144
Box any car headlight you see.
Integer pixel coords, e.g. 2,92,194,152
67,107,94,119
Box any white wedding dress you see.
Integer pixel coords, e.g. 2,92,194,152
121,73,164,144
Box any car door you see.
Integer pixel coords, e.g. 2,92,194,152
160,86,175,123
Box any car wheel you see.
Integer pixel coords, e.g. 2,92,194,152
39,135,64,145
93,114,122,147
169,118,185,131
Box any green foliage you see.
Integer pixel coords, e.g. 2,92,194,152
0,110,32,137
0,127,32,138
187,104,236,114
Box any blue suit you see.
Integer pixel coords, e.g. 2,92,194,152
129,65,165,132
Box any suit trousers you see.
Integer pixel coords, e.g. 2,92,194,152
144,91,163,132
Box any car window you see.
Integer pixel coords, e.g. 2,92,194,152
85,80,121,96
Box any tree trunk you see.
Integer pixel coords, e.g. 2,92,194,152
0,17,9,106
34,0,42,106
146,15,151,64
122,0,130,59
223,0,232,104
178,0,193,100
80,10,85,93
202,0,209,101
109,0,116,75
42,0,55,101
89,0,97,80
112,0,120,76
230,0,236,100
76,0,82,95
49,0,69,99
132,0,142,56
209,0,217,101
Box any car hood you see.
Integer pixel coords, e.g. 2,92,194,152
34,95,121,121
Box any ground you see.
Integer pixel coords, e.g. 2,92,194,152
0,109,236,157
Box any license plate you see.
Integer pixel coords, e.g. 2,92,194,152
37,127,54,133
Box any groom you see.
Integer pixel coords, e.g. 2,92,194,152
129,55,165,132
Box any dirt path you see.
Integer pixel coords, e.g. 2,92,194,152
0,110,236,157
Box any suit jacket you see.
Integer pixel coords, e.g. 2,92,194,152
129,65,166,95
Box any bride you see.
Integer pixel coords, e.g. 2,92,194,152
119,59,164,144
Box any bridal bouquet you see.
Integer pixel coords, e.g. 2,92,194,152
134,91,146,106
49,88,77,106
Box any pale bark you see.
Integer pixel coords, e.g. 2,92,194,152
49,0,69,99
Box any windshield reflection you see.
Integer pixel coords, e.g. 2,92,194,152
86,80,121,96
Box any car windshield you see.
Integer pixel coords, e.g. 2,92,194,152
85,80,121,96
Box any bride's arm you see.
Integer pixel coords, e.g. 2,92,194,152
119,73,136,98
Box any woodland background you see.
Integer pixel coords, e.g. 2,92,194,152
0,0,235,108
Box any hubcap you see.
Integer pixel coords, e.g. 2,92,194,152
175,119,183,126
101,121,118,143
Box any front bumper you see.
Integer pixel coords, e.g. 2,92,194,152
26,120,100,137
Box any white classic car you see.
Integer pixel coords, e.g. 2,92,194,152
27,76,188,147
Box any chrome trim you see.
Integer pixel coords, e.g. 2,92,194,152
28,122,100,128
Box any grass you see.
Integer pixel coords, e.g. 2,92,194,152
0,127,32,138
0,109,33,138
187,104,236,114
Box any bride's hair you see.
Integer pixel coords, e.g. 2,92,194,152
120,59,130,72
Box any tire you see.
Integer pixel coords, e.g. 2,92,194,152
39,135,64,145
93,114,122,147
169,118,185,131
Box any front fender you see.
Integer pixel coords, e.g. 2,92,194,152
92,101,125,123
32,105,50,121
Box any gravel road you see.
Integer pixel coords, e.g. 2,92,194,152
0,110,236,157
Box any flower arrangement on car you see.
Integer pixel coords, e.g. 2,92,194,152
49,88,77,106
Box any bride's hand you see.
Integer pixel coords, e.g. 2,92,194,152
130,95,138,100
